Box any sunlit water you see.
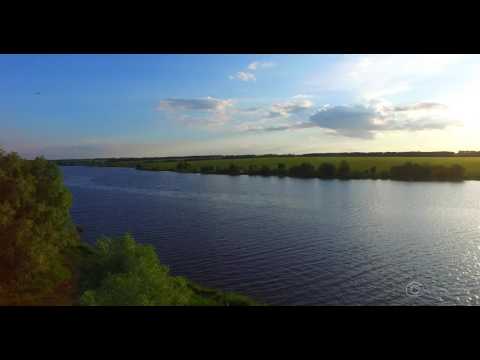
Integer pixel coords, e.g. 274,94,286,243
61,166,480,305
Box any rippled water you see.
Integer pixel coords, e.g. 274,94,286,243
61,166,480,305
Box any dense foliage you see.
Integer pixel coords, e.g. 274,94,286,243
76,234,257,306
0,149,79,304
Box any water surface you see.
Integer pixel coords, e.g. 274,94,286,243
62,166,480,305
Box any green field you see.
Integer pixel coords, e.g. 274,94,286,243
133,156,480,180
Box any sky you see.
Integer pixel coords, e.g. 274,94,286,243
1,54,480,159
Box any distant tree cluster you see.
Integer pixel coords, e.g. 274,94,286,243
198,161,352,179
390,162,465,181
192,160,466,182
176,160,191,171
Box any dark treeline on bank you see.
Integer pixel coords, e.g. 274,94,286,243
167,160,466,182
54,150,480,167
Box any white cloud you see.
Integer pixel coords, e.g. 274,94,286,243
268,98,314,118
229,60,275,81
308,101,458,138
229,71,256,82
292,94,314,99
157,97,234,127
247,61,275,71
157,97,233,112
246,100,459,139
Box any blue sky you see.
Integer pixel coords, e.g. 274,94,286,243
1,54,480,159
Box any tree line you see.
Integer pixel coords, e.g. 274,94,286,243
56,150,480,166
174,160,466,181
390,162,465,181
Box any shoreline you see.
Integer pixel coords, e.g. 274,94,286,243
60,164,474,183
55,155,476,182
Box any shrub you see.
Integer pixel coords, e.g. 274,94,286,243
317,162,336,178
289,162,316,178
336,160,351,178
450,164,466,180
78,234,197,305
77,234,258,306
226,163,241,175
277,163,287,176
176,161,190,171
259,165,271,176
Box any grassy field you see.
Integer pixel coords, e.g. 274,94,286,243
134,156,480,179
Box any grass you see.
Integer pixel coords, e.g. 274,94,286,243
133,156,480,180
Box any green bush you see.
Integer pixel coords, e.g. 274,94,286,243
78,234,194,305
77,234,259,306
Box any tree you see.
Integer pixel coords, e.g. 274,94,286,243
78,234,194,305
0,150,79,304
289,162,316,178
247,164,258,175
336,160,351,178
259,165,271,176
277,163,287,176
226,163,241,175
450,164,465,180
176,160,190,171
78,234,258,306
317,162,336,178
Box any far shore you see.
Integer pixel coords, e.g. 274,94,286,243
54,153,480,182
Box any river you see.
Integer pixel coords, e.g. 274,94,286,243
61,166,480,305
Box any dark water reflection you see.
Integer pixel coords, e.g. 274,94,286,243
62,166,480,305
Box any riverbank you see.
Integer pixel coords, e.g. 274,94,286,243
56,155,474,181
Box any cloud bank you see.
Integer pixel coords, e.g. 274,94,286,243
247,101,459,138
156,97,234,127
268,99,314,118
